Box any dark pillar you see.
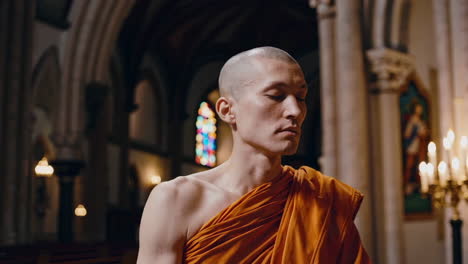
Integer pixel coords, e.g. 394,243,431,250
84,82,109,241
0,0,35,245
119,101,137,208
450,219,463,264
50,160,84,243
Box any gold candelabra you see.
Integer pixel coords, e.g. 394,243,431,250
419,129,468,264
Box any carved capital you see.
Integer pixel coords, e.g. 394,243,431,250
310,0,335,19
51,133,83,160
366,48,414,94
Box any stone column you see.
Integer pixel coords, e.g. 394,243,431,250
432,0,453,138
449,0,468,137
50,160,85,242
119,109,132,209
431,2,455,260
367,48,412,264
0,0,35,245
83,82,109,241
309,0,338,177
52,137,85,242
335,0,374,256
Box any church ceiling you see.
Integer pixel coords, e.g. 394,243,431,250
118,0,318,80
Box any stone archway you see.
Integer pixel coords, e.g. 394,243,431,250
55,0,136,241
56,1,135,156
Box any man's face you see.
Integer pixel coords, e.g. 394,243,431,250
232,57,307,156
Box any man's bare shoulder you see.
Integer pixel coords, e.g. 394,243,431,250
138,176,198,263
157,169,218,190
147,169,222,213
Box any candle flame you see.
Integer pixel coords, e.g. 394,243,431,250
461,136,468,149
438,161,447,174
443,137,452,150
419,161,427,173
447,129,455,143
428,142,437,154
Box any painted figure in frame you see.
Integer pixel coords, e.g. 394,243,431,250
400,80,431,216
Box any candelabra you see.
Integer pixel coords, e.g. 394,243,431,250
419,130,468,264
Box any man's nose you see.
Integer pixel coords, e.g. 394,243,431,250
284,96,304,119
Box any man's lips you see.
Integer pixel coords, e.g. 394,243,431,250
278,127,300,136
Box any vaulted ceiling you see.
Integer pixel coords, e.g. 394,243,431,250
118,0,318,80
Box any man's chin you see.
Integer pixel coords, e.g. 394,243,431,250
257,140,299,156
280,144,299,156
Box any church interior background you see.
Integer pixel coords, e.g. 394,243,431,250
1,0,468,263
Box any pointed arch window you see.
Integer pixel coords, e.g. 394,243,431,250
195,102,217,167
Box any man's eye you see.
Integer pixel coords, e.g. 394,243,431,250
297,97,306,102
267,95,285,101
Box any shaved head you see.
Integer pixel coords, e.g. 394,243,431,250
218,47,299,99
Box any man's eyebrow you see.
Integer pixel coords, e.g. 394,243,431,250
262,81,308,92
261,82,287,92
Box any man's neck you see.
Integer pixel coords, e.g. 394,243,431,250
219,143,283,195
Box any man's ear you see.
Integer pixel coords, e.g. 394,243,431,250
216,96,235,124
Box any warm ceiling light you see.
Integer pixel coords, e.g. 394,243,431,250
75,204,87,217
151,175,162,185
35,157,54,177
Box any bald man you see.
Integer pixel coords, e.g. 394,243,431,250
137,47,371,264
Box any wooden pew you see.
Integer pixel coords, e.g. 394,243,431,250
0,245,38,264
48,256,122,264
0,243,137,264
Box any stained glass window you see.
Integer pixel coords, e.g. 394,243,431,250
195,102,217,167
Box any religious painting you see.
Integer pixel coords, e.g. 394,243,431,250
400,74,432,218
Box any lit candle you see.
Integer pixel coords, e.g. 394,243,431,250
443,136,453,176
419,162,429,193
448,129,455,144
443,137,452,153
452,158,461,183
427,162,435,185
428,142,437,168
438,161,448,187
461,136,467,182
448,130,455,157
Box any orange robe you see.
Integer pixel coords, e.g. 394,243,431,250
184,166,371,264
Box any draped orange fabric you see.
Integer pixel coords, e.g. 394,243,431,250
183,166,371,264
